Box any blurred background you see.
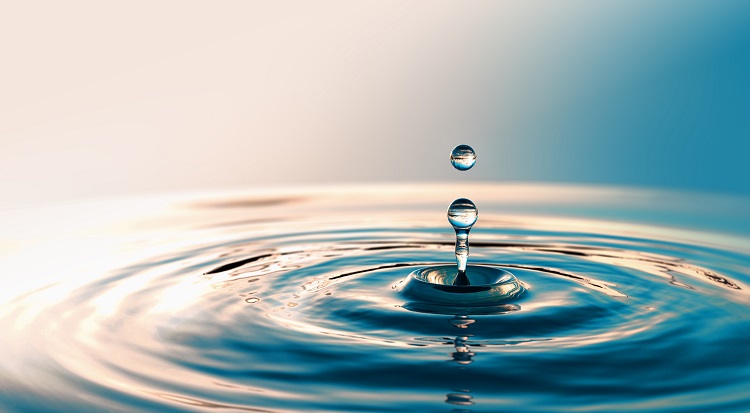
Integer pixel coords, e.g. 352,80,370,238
1,1,749,208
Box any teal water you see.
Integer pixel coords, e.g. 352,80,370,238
1,183,749,412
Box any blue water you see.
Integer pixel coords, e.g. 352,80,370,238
1,184,749,412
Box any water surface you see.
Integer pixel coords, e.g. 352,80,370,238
1,183,749,412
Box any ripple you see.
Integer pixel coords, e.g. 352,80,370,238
1,184,750,412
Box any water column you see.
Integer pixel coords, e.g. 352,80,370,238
449,145,477,286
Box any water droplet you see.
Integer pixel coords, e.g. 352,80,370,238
450,144,476,171
447,198,478,229
245,297,260,303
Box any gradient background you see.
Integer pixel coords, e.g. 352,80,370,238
1,1,749,208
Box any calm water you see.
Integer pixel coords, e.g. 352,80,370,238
1,183,749,412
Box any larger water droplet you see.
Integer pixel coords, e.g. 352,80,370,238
448,198,478,229
450,145,476,171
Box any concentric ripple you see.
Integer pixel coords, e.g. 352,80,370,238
1,184,750,412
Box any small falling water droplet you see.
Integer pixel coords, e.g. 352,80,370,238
447,198,477,285
245,297,260,304
450,145,476,171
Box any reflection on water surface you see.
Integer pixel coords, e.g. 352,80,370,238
1,183,749,412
